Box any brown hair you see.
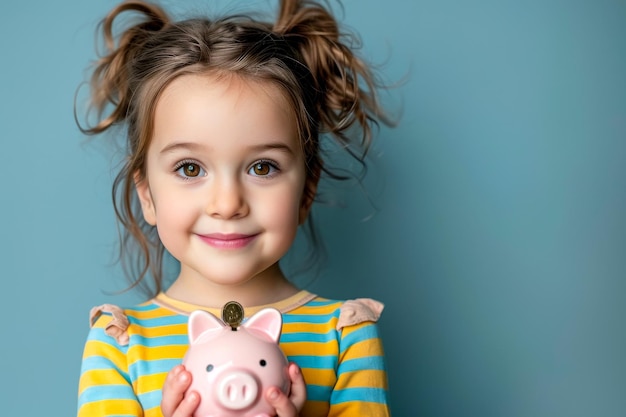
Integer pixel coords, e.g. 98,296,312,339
77,0,391,297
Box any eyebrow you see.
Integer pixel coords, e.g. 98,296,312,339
248,142,296,155
159,141,296,155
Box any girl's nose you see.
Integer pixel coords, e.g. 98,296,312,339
205,177,249,220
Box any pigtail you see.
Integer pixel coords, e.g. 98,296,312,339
80,1,169,135
274,0,389,165
77,1,171,297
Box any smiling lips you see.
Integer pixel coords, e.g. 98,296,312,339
197,233,258,249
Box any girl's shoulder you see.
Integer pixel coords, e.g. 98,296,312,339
88,299,187,346
285,293,385,331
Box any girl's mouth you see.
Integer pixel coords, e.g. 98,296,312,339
196,233,258,249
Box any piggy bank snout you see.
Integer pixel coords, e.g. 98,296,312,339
215,369,259,410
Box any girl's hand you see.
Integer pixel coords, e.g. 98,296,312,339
161,364,200,417
162,362,305,417
266,362,307,417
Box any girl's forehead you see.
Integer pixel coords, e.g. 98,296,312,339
158,72,290,110
149,72,299,155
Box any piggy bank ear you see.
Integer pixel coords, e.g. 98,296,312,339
242,308,283,343
188,310,226,344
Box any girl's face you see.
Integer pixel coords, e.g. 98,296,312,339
136,73,312,291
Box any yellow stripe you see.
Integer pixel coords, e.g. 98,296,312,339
79,369,129,395
129,323,188,338
82,340,129,372
335,369,388,389
134,372,168,393
299,368,337,387
90,314,113,329
126,307,179,321
78,399,143,417
127,344,188,361
282,322,338,334
281,340,338,356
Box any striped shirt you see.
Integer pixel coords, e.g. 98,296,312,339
77,290,390,416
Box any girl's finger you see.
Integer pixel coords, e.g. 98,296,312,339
266,387,298,417
161,365,193,417
287,363,307,412
170,391,200,417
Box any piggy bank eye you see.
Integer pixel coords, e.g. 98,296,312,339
206,364,214,372
259,360,267,367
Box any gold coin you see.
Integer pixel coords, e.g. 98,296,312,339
222,301,244,328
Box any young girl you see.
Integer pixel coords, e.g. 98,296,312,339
77,0,391,416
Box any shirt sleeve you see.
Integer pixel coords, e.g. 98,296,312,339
328,320,390,416
77,313,144,417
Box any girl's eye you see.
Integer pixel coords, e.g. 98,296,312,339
249,161,278,177
175,161,205,179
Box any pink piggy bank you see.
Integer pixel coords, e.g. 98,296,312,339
182,307,291,417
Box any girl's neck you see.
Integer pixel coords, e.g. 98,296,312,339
164,263,299,308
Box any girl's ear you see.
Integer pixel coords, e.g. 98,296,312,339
134,172,157,226
299,170,320,224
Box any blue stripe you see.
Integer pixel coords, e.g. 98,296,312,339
137,389,162,410
280,330,338,344
340,323,379,354
128,358,182,378
78,384,137,407
128,315,188,328
306,384,333,402
337,356,385,373
80,356,130,377
287,355,337,370
283,313,338,324
129,334,188,348
332,387,387,404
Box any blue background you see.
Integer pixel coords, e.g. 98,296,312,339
1,0,625,416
